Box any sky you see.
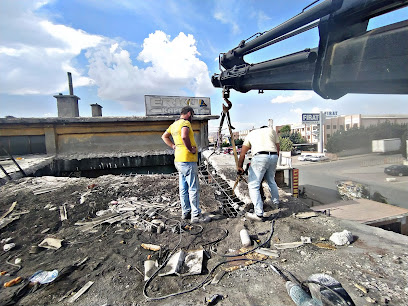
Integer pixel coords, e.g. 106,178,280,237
1,0,407,134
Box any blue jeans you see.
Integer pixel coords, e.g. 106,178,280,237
174,162,200,217
248,154,279,216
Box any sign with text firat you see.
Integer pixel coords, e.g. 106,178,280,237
302,113,320,124
145,95,211,116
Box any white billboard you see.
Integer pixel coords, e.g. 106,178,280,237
145,95,211,116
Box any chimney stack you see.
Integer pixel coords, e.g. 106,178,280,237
90,103,103,117
54,72,80,117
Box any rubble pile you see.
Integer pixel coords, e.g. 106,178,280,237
0,168,407,305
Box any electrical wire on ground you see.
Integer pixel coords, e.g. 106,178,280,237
143,210,280,301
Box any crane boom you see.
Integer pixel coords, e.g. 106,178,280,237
211,0,408,99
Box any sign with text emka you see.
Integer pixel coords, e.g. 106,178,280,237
302,113,320,124
145,95,211,116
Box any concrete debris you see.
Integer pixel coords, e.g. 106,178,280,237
59,205,67,221
38,237,63,250
329,230,353,246
67,280,94,303
159,250,185,277
293,212,318,219
300,236,312,244
365,296,376,304
254,248,280,258
179,249,204,276
274,241,304,249
337,181,369,200
385,177,397,182
1,237,13,244
3,243,16,252
211,271,226,284
159,249,204,277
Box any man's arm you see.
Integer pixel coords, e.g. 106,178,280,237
181,127,196,154
276,143,280,156
161,131,176,150
237,145,250,173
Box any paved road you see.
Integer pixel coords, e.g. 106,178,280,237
293,154,408,209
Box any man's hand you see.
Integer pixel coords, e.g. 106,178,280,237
237,167,244,175
190,146,197,154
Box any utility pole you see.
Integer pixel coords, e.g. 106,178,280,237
318,111,325,153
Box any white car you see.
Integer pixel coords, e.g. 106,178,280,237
298,154,313,161
309,155,329,162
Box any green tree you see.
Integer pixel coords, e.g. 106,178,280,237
280,125,291,138
279,137,293,152
325,123,407,153
289,132,305,144
234,138,244,146
401,130,408,159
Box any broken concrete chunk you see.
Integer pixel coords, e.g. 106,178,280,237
141,243,161,251
38,237,63,250
294,212,318,219
301,236,312,244
211,270,226,284
329,230,353,246
3,243,16,252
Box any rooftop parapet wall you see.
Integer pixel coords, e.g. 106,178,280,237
0,116,218,156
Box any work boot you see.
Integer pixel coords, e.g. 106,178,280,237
246,212,265,222
181,211,191,220
191,213,211,224
273,201,281,209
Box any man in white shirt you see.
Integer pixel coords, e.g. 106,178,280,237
237,125,280,221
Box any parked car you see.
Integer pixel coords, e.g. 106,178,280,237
309,155,329,162
298,154,313,161
291,149,302,156
384,165,408,176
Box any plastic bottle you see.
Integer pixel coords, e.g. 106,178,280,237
240,229,251,247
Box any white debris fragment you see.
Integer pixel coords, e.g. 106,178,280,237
301,236,312,244
330,230,353,246
3,243,16,252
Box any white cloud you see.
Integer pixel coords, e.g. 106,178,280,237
271,91,313,104
86,30,214,112
0,0,103,95
214,11,240,34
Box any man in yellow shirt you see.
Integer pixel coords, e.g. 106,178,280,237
162,106,210,223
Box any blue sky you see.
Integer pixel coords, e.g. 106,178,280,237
1,0,407,133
